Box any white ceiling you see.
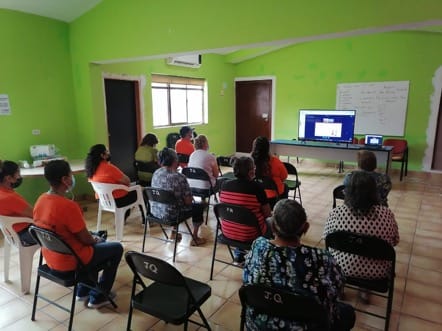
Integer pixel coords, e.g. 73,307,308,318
0,0,103,22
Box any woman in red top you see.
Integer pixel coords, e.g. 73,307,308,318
0,160,35,246
85,144,137,207
251,136,288,206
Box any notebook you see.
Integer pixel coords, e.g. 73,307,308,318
364,134,383,147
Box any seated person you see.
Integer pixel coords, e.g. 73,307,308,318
134,133,160,186
85,144,137,208
188,134,225,192
151,148,206,246
244,199,355,331
343,150,392,206
325,171,399,302
251,136,288,206
33,160,123,308
219,156,272,264
175,126,195,168
0,160,36,246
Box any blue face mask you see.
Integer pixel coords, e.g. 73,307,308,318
68,175,76,191
71,175,76,190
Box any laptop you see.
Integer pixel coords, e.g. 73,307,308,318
364,134,383,148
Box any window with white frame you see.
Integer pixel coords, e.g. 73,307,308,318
151,74,206,127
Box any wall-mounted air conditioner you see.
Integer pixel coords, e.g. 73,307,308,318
166,54,201,68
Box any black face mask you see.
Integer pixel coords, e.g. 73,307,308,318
11,177,23,189
106,155,112,162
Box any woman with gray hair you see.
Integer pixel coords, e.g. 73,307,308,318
243,199,355,330
150,148,206,245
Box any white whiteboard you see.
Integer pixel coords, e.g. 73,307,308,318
336,81,409,136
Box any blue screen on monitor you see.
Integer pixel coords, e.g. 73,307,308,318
298,109,356,144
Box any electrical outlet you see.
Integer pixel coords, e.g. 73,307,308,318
32,129,40,135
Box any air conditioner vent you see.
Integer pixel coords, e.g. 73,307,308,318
166,54,201,68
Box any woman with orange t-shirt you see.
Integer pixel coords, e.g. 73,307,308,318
0,160,36,246
85,144,137,208
251,136,289,206
34,160,123,309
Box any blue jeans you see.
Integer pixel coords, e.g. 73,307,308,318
77,241,123,300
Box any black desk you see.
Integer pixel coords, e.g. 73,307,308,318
270,140,393,174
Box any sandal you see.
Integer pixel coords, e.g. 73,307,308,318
191,237,207,246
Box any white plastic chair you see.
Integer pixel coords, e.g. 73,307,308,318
0,215,39,294
89,182,147,241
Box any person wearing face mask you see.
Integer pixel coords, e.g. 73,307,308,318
0,160,36,246
85,144,137,208
33,160,123,309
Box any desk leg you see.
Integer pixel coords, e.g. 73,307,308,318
385,153,391,175
338,160,344,173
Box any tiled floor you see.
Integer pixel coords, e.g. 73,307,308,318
1,160,441,330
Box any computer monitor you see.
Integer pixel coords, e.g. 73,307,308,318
298,109,356,144
364,134,383,146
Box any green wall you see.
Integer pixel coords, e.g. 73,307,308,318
1,2,442,201
234,32,442,170
69,0,442,155
0,10,77,161
89,54,236,157
0,10,79,203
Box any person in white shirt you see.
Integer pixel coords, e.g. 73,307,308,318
188,135,222,191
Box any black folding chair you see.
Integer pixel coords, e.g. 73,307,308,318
182,167,218,224
177,153,190,165
239,284,330,331
282,162,302,205
134,160,160,187
28,225,117,331
210,203,262,280
254,175,279,208
332,184,346,208
216,155,234,178
166,132,180,149
143,187,200,262
125,251,212,331
325,231,396,331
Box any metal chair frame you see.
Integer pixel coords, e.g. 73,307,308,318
325,231,396,331
239,284,330,331
210,203,262,280
143,187,199,262
282,162,302,205
28,225,117,331
125,251,212,331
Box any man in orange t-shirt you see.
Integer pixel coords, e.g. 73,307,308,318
175,126,195,168
34,160,123,309
0,160,35,246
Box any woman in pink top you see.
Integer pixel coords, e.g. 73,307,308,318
251,136,288,205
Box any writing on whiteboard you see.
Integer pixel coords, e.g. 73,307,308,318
336,81,409,136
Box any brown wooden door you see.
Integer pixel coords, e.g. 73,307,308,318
235,80,272,153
